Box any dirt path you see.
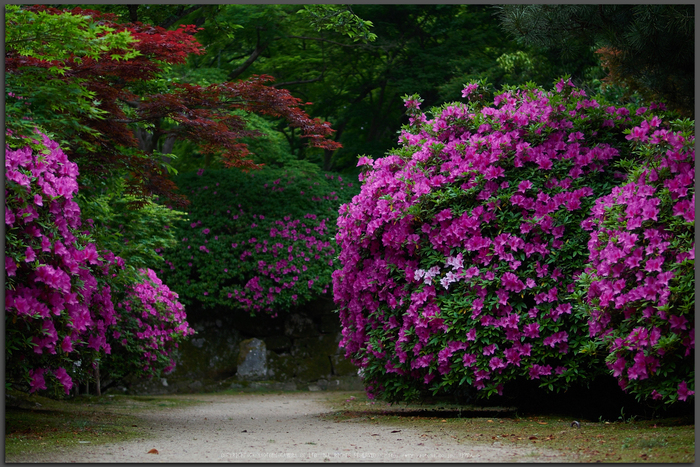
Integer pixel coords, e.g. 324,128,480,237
11,392,574,463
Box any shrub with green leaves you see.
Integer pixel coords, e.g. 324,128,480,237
332,79,667,402
75,179,186,272
578,117,694,404
160,163,359,315
5,129,193,396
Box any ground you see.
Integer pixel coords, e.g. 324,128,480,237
6,391,570,463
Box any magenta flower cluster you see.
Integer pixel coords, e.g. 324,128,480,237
583,118,695,403
112,268,195,376
160,168,358,316
5,130,193,395
332,79,683,403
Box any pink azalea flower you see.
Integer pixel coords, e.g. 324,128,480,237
677,381,695,401
29,368,47,393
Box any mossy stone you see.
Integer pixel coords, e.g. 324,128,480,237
266,352,296,381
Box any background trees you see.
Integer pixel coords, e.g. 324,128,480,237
111,4,604,173
497,5,695,117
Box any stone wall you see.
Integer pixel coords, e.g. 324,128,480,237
116,296,363,395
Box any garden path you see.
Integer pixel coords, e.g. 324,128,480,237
12,392,574,463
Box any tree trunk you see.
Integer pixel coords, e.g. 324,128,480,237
95,363,101,397
134,127,155,153
127,5,139,23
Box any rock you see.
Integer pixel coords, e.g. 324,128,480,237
315,379,329,390
188,381,203,391
190,337,206,348
330,354,358,377
308,384,321,392
320,313,341,333
166,319,241,382
284,313,317,337
292,335,337,381
237,338,267,381
334,376,365,391
266,352,296,381
278,381,297,391
263,336,292,352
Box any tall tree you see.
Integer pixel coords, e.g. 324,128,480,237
6,5,340,207
497,4,695,117
176,5,600,172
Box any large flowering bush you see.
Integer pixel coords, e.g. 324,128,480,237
333,79,665,402
579,118,694,404
5,130,193,395
160,164,359,316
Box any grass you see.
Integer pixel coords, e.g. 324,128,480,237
5,390,204,461
319,391,695,463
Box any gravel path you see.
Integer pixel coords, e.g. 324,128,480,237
12,392,573,463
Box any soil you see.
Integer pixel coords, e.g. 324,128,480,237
9,391,575,463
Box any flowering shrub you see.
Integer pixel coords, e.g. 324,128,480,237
103,268,195,381
5,130,193,395
333,79,661,402
579,118,694,404
160,164,359,316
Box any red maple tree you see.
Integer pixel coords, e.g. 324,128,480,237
7,6,341,207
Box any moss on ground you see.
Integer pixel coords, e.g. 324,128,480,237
5,391,204,461
320,392,695,463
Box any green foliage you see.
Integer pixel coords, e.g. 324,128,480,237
173,4,597,173
497,4,695,117
159,165,359,315
75,180,187,273
297,5,377,43
5,4,139,64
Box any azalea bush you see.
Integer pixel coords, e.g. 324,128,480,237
578,117,695,404
5,130,193,395
102,268,195,382
159,163,359,316
332,79,668,402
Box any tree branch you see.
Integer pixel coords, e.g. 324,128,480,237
158,5,204,29
228,29,269,80
272,74,324,88
286,35,368,48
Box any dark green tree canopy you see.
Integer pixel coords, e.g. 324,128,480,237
497,4,695,116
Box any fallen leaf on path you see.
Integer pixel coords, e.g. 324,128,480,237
148,449,159,454
538,422,548,425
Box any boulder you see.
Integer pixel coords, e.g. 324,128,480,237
237,338,267,381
